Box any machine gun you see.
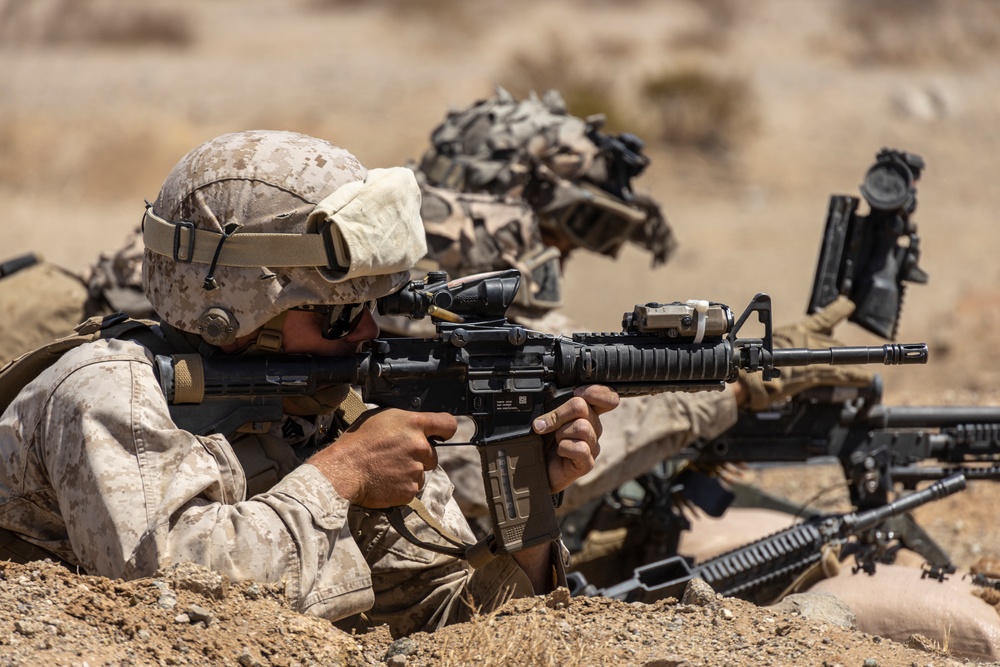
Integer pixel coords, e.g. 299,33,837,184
154,269,927,565
677,376,1000,566
572,473,966,606
808,147,928,340
690,377,1000,508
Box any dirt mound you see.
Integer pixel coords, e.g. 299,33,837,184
0,560,960,667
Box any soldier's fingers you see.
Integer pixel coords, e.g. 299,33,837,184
533,396,591,434
416,412,459,441
556,438,597,473
422,446,439,472
573,385,620,416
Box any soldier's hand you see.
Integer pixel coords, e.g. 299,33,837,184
533,385,620,493
308,408,456,508
739,296,875,410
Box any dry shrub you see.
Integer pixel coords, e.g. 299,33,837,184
0,0,193,48
432,597,587,667
671,0,742,51
499,39,638,133
837,0,1000,66
639,66,758,153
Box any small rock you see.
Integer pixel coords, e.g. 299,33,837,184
545,586,571,609
237,650,266,667
187,604,214,624
387,655,407,667
158,562,229,600
681,578,716,606
643,658,689,667
153,581,177,610
385,637,418,659
768,592,856,630
14,620,42,636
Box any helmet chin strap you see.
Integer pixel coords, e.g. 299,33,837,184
252,312,286,353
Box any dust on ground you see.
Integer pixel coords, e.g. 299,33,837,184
0,560,966,667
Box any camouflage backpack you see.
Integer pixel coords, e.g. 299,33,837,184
416,87,677,266
0,230,153,367
0,254,90,367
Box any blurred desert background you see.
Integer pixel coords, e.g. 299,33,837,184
2,1,1000,661
3,0,1000,406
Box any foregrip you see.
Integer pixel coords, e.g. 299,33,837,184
561,341,927,391
567,341,734,385
599,522,827,604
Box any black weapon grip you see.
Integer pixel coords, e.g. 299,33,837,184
478,433,561,555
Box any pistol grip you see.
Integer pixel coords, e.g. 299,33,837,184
479,435,561,555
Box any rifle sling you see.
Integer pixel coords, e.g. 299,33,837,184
335,388,369,425
386,501,496,569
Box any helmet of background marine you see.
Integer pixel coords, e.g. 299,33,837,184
142,130,427,346
416,87,677,267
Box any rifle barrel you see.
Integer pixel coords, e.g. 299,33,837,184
865,405,1000,428
845,473,966,533
772,343,927,367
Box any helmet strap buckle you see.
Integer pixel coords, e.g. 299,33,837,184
254,312,286,352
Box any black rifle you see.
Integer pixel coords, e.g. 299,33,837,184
674,376,1000,566
575,473,966,606
691,377,1000,508
809,147,928,340
0,253,39,279
154,270,927,564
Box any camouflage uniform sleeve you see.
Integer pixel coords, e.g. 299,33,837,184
559,390,739,514
23,339,374,617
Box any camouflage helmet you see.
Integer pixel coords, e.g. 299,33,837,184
142,130,426,345
375,182,566,337
426,184,561,307
417,87,677,266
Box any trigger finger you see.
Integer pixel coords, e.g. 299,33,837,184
423,446,439,471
